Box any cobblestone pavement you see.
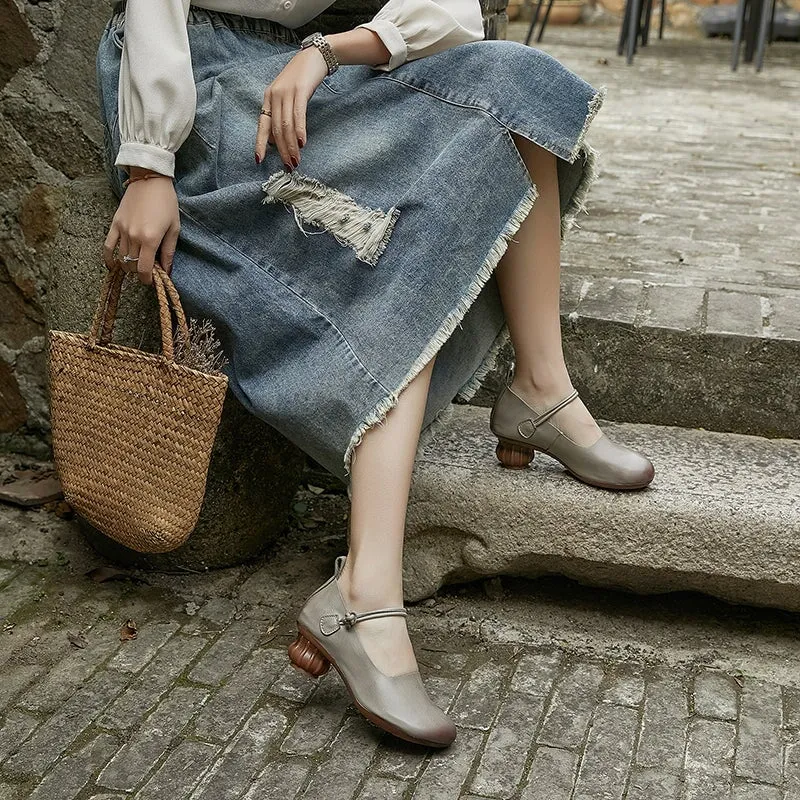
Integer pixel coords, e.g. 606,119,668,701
506,23,800,341
4,472,800,800
4,25,800,800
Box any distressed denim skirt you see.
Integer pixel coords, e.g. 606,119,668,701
96,3,606,491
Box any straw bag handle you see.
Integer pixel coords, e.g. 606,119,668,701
88,261,191,363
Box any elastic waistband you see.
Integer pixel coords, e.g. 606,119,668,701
109,1,300,44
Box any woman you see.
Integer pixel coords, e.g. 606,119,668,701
96,0,654,749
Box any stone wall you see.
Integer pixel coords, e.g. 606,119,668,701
1,0,109,458
0,0,508,459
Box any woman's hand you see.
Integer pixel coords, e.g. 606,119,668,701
102,168,181,286
255,46,329,171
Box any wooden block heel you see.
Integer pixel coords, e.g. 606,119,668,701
288,630,330,678
495,438,535,469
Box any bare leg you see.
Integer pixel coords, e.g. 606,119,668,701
336,354,436,676
494,133,602,446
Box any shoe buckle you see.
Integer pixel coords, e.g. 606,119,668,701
515,389,580,440
517,419,537,438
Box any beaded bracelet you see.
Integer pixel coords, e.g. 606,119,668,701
122,170,170,189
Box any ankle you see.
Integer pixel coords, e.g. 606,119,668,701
510,371,573,404
511,358,571,390
336,562,404,611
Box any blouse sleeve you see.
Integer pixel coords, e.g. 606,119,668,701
355,0,485,72
114,0,196,178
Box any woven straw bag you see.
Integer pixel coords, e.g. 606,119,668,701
46,261,229,553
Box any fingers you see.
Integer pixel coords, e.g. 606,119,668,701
103,221,143,276
115,231,133,274
256,97,271,164
159,221,180,275
294,90,308,152
259,88,303,170
136,241,157,286
270,96,290,169
282,93,301,169
103,220,120,270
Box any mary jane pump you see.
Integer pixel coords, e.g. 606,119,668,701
288,556,457,748
489,382,655,490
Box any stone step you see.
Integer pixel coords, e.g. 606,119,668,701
404,403,800,611
466,273,800,441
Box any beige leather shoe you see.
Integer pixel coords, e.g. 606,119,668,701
288,556,457,748
489,382,655,490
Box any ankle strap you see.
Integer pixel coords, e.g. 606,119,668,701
320,606,407,636
517,388,580,438
342,607,407,627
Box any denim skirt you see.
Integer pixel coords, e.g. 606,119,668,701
96,4,605,490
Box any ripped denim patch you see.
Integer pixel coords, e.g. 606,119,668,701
261,171,400,267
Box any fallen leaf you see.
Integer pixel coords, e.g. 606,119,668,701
120,619,138,641
307,484,325,494
46,500,75,519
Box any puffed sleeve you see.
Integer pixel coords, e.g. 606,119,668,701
355,0,485,72
114,0,196,178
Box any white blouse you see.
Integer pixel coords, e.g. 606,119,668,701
114,0,486,177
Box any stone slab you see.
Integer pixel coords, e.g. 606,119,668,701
404,404,800,609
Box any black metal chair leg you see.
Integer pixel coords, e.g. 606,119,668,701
536,0,556,42
744,0,762,62
731,0,747,70
627,0,642,62
618,0,632,56
768,0,776,43
642,0,653,45
524,0,544,46
658,0,666,38
755,0,773,70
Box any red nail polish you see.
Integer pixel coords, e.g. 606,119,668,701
298,138,305,149
290,155,299,168
255,152,261,164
